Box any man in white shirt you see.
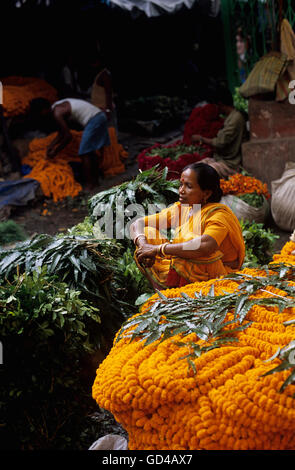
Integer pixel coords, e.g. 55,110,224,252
46,98,110,189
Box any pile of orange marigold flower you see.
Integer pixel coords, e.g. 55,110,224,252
92,239,295,450
23,131,83,202
23,127,128,202
220,174,270,199
1,76,58,117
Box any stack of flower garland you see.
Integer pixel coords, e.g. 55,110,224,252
137,104,225,180
23,127,128,202
92,239,295,450
23,131,83,202
1,76,58,117
220,174,270,208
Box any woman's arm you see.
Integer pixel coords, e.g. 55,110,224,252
191,134,215,148
130,217,147,247
136,234,218,264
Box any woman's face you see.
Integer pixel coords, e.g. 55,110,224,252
179,169,212,206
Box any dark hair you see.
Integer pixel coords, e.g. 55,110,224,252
182,162,223,202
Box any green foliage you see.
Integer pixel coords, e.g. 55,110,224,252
0,233,131,349
0,220,28,246
233,87,248,114
66,216,95,237
116,285,253,353
0,269,104,449
237,192,265,208
240,219,279,267
88,166,179,247
146,143,205,161
115,248,153,305
117,263,295,378
262,340,295,396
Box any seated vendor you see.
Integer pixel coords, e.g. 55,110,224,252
130,163,245,290
191,91,247,179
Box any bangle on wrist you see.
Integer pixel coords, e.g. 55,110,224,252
159,242,170,257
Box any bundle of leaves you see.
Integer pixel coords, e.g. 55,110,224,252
88,167,179,247
233,87,248,114
0,220,28,246
240,219,279,267
1,268,103,449
116,263,295,391
0,233,131,349
236,192,266,208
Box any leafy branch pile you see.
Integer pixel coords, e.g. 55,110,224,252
240,220,279,267
0,233,133,342
237,192,266,208
1,269,103,449
145,142,206,161
88,167,179,246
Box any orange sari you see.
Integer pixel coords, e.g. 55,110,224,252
135,202,245,289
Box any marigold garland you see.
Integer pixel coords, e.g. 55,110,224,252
1,76,58,117
23,126,127,201
23,131,83,202
92,240,295,450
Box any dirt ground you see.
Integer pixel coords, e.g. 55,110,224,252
5,127,292,253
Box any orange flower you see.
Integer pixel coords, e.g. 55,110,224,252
1,76,58,117
220,174,270,199
92,240,295,450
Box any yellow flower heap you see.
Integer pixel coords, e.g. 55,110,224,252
92,239,295,450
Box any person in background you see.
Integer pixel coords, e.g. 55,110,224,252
90,53,117,130
130,162,245,290
46,98,110,189
191,90,247,179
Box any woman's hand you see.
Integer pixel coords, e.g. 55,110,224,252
136,243,158,265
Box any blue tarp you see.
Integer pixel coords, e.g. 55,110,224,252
0,178,40,208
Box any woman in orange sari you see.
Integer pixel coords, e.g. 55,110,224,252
130,163,245,290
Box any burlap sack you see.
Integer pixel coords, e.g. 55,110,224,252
221,194,269,223
271,162,295,232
